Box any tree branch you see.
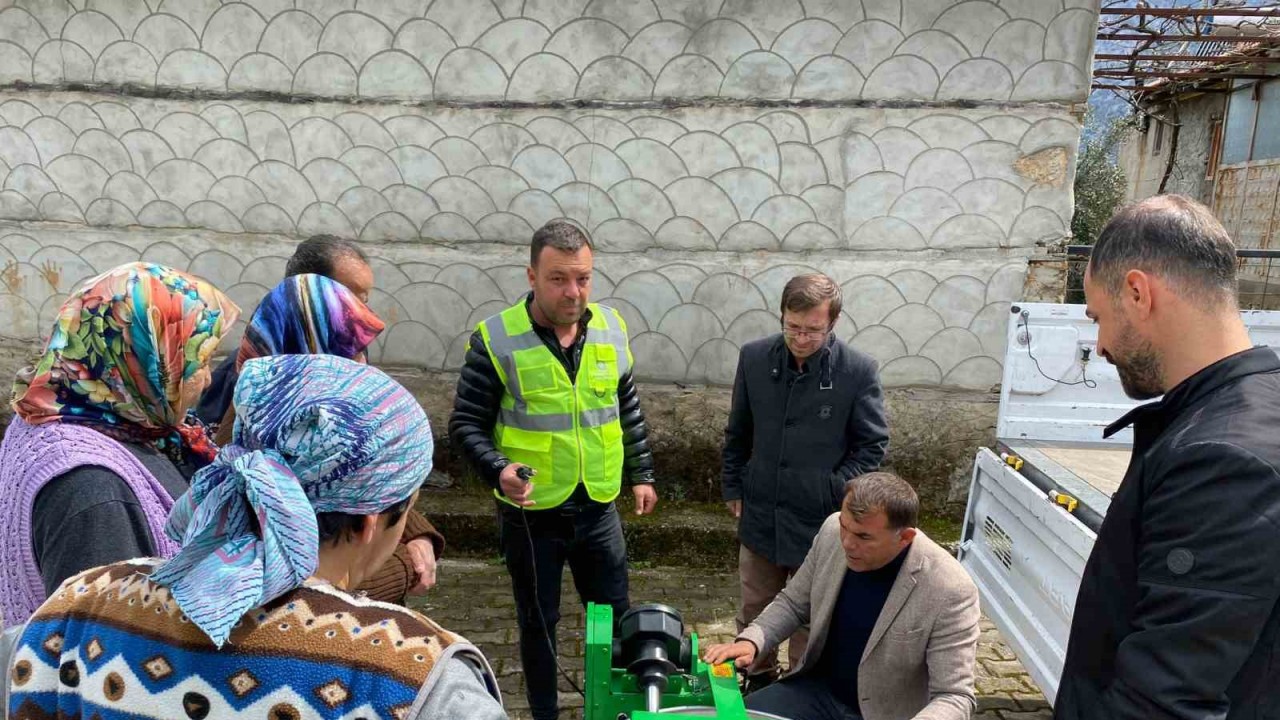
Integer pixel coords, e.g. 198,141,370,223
1158,101,1182,194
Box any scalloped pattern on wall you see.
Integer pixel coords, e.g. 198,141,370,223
0,228,1025,389
842,111,1076,251
0,96,1076,251
0,0,1096,102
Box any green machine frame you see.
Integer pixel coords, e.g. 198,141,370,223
584,602,749,720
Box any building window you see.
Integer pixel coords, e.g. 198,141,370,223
1206,119,1223,179
1224,80,1259,165
1153,119,1164,155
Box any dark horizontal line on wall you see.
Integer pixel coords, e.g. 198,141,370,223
0,81,1080,113
0,221,1065,265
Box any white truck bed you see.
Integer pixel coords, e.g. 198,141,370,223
958,303,1280,706
1021,443,1129,497
1001,440,1128,527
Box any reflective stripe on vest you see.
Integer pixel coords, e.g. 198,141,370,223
497,404,620,432
479,300,630,508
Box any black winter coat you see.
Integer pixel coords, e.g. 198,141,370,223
448,298,654,497
1055,347,1280,720
721,333,888,568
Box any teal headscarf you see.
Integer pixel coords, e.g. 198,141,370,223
150,354,433,646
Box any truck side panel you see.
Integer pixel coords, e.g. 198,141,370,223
958,449,1096,705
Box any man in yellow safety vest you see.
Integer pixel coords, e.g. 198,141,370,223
449,219,658,720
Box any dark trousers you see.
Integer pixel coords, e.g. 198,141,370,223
498,495,630,720
746,673,863,720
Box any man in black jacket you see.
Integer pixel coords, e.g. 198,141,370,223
1055,194,1280,720
449,219,656,720
722,272,889,688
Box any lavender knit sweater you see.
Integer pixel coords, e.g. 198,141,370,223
0,417,180,628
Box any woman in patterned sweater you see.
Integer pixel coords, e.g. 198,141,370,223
1,355,505,720
0,262,239,628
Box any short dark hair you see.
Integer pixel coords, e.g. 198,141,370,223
316,495,412,547
285,235,369,278
844,472,919,530
530,219,592,267
1089,194,1237,306
781,273,842,324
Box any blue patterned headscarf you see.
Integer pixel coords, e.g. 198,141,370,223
150,354,433,647
236,273,384,370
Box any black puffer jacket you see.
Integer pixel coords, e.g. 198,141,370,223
449,300,654,494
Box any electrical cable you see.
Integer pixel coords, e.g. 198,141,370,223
516,465,586,698
1020,311,1097,388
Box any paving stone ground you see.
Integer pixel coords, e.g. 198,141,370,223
410,558,1051,719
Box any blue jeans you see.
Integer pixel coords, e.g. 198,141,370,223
746,673,863,720
498,495,630,720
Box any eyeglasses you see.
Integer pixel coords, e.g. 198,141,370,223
781,322,831,339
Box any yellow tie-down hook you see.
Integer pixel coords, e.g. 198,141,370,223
1049,490,1079,514
1000,451,1078,514
999,452,1024,471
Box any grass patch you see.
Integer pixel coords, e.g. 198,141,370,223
919,510,963,545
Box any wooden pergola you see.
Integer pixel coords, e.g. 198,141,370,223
1093,4,1280,94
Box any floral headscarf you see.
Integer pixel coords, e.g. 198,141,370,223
11,262,240,463
236,273,384,370
152,354,433,647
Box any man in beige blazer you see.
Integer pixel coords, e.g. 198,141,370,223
705,472,980,720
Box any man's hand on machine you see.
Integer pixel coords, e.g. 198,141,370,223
702,640,758,668
499,463,536,507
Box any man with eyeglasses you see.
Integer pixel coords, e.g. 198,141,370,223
722,272,890,692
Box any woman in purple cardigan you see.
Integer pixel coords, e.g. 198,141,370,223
0,262,238,627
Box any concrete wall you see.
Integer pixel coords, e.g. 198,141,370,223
0,98,1076,388
0,1,1095,103
1119,93,1224,205
0,0,1099,507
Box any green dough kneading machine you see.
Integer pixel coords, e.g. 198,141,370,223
583,602,792,720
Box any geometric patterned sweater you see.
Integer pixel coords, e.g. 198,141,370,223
6,560,500,720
